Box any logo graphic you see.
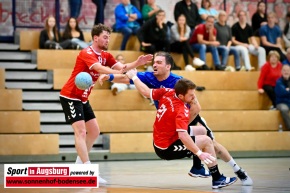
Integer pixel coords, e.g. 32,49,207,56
4,164,99,188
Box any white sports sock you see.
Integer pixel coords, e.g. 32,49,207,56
227,157,240,172
75,156,83,164
84,161,91,164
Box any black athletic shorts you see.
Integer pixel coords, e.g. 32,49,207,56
154,136,195,160
188,114,214,140
59,96,95,124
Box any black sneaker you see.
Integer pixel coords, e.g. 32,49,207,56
235,168,253,186
215,65,226,71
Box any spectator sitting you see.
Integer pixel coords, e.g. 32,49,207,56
111,54,136,95
170,14,205,71
259,12,287,62
283,12,290,49
251,1,267,36
62,17,90,49
115,0,142,50
231,10,266,70
257,50,283,110
189,16,223,70
199,0,219,23
137,10,170,54
142,0,161,22
39,16,75,49
215,11,240,71
282,48,290,65
174,0,202,31
275,64,290,131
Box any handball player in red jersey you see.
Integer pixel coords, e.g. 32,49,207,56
59,24,153,185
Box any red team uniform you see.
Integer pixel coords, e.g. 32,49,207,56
60,46,117,102
151,88,190,149
60,46,118,123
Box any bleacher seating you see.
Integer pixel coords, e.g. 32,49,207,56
0,68,4,88
37,50,146,70
0,89,22,110
0,111,40,133
20,31,139,51
0,134,59,155
107,132,290,153
96,110,281,133
88,89,271,110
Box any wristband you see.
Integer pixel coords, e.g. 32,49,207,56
195,150,202,156
132,75,138,81
108,74,114,81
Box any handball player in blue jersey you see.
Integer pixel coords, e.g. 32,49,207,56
99,51,253,186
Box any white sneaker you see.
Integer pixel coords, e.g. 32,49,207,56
185,64,196,71
192,57,205,66
111,83,128,95
225,66,235,72
99,176,107,185
240,66,246,71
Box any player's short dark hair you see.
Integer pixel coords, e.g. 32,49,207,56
155,51,174,68
91,24,112,38
174,78,196,96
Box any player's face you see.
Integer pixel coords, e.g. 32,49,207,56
95,31,110,50
183,89,196,104
152,56,170,76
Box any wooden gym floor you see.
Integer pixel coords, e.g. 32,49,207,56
0,157,289,193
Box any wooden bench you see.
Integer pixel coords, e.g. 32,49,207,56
172,52,258,70
0,111,40,133
37,50,146,70
20,30,92,51
89,90,271,110
95,110,281,133
0,68,4,89
107,131,290,153
0,134,59,155
0,89,22,110
108,33,140,50
172,71,259,90
19,30,138,51
53,70,260,90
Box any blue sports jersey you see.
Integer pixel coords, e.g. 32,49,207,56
130,72,182,108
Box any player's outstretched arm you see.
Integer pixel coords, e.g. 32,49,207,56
126,69,150,98
98,74,130,86
123,54,153,71
92,62,125,74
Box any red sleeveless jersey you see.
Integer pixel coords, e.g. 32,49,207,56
151,88,189,149
60,46,117,102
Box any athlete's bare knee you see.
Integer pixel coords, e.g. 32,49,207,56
213,140,222,155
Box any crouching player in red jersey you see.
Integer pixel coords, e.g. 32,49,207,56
126,69,237,189
59,24,153,185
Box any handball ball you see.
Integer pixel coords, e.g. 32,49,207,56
75,72,93,90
